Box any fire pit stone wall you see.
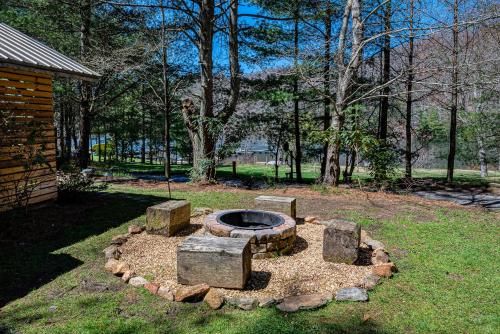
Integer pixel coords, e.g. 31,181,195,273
204,210,297,259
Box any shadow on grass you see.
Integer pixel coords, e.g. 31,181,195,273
0,191,169,307
186,305,390,334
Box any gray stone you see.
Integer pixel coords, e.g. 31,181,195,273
276,293,332,312
128,276,149,287
361,274,381,290
365,238,385,250
146,200,191,236
48,305,57,312
128,225,143,234
104,259,130,275
204,289,224,309
103,245,121,260
258,297,278,308
121,270,135,283
335,288,368,302
226,297,259,311
157,286,174,301
175,284,210,302
111,234,128,245
371,248,390,265
254,196,296,219
191,207,214,217
177,236,251,289
323,220,360,264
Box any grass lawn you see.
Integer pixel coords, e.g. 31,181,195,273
0,183,499,333
90,160,500,187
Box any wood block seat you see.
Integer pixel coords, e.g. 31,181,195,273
177,236,252,289
146,200,190,236
254,195,296,219
322,220,360,264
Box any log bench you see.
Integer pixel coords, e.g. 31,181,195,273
177,236,251,289
146,200,190,236
323,220,360,264
254,195,296,219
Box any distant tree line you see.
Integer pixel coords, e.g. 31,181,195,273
1,0,498,186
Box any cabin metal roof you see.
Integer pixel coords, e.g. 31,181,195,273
0,23,100,80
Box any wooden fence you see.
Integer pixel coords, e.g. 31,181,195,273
0,66,57,211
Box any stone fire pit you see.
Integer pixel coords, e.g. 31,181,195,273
204,209,296,259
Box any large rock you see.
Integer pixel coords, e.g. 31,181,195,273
304,216,319,224
129,276,149,287
111,234,128,245
144,283,160,295
361,274,381,290
157,286,174,301
372,263,397,277
146,200,191,236
121,270,135,283
191,207,214,217
365,238,385,250
175,283,210,302
276,294,332,312
335,288,368,302
103,245,121,260
371,248,390,265
204,289,224,309
128,225,143,234
104,259,129,275
226,297,259,311
322,220,360,264
258,297,278,308
254,196,296,219
177,236,251,289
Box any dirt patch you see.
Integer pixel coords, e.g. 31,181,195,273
111,180,473,223
119,217,372,299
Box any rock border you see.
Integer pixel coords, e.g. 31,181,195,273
103,217,398,313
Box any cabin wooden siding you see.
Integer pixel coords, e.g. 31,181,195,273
0,66,57,211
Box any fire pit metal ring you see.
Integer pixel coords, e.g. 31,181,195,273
216,210,285,230
204,209,296,259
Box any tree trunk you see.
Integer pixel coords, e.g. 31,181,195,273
160,0,171,178
447,0,459,183
141,112,146,164
78,0,92,169
405,0,414,179
321,0,332,178
323,0,362,186
104,131,107,163
478,136,487,177
97,127,101,162
195,0,216,181
293,2,302,182
378,0,391,141
59,102,65,164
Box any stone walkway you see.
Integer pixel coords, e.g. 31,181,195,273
413,190,500,211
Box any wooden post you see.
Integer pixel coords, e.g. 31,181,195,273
232,160,237,177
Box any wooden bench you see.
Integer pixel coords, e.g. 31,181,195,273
177,236,251,289
323,220,360,264
254,195,296,219
146,200,190,236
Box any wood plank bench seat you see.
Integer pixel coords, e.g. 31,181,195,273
177,236,252,289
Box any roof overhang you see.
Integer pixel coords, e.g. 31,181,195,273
0,23,101,81
0,61,100,82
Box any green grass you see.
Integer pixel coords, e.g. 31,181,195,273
89,159,500,187
1,184,499,333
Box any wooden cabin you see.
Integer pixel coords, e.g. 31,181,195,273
0,23,100,212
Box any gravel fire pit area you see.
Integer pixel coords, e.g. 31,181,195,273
119,215,372,300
